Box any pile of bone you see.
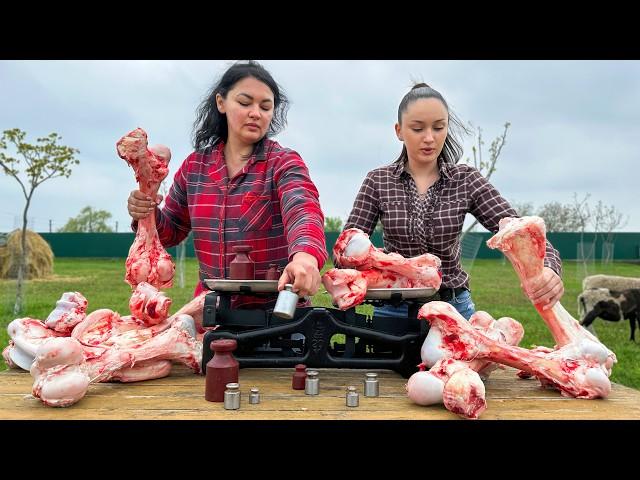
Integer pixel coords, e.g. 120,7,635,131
3,284,205,407
407,216,617,419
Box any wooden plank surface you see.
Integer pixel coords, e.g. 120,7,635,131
1,365,639,420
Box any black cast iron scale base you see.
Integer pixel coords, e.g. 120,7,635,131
201,281,436,379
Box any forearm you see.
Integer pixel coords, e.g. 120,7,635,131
286,205,328,269
275,154,328,270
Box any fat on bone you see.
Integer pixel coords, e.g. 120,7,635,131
420,301,613,400
410,310,524,418
30,313,202,407
333,228,442,284
116,127,175,290
44,292,88,334
128,282,172,325
486,215,616,371
323,228,442,309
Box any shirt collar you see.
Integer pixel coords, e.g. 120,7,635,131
211,139,270,166
392,158,454,180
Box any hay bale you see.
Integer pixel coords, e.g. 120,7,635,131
0,229,54,279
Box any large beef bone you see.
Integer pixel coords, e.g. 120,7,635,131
486,216,616,373
334,228,441,282
116,127,174,290
407,310,524,419
419,301,612,400
30,314,201,407
323,228,442,309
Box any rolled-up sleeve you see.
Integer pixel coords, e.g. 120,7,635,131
274,151,328,269
467,168,563,277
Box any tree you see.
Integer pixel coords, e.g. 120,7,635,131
510,201,535,217
461,122,511,238
0,128,80,314
571,192,591,238
59,206,114,232
324,216,344,232
536,201,582,232
592,200,629,263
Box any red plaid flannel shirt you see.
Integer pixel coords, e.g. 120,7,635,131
135,139,328,309
344,160,562,290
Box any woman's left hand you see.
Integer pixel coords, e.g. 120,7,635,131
278,252,321,298
525,267,564,310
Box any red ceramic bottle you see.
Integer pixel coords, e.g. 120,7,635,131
229,245,255,280
265,263,280,280
292,364,307,390
205,339,239,402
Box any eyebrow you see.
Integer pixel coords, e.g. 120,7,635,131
237,93,273,103
409,119,447,124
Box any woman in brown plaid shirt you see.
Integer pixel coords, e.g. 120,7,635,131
343,83,564,320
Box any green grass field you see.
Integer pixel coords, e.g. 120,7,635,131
1,258,639,390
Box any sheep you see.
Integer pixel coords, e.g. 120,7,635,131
582,274,640,292
578,287,640,341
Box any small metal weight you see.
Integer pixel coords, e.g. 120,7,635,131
346,386,359,407
224,383,241,410
273,283,299,320
249,387,260,404
364,372,379,397
305,370,319,395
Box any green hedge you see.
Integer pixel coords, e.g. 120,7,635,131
36,231,640,260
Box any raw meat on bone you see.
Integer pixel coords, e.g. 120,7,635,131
30,337,91,407
3,283,206,408
420,301,613,401
5,318,67,370
30,314,201,407
5,292,89,371
44,292,88,334
334,228,441,283
117,128,174,290
407,310,524,419
486,216,616,373
407,216,616,419
323,228,442,309
128,281,172,325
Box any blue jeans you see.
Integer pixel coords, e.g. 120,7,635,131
373,289,476,320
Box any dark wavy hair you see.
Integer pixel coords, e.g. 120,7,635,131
394,82,469,166
192,60,290,155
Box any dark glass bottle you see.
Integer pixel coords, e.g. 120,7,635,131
229,245,255,280
205,339,239,402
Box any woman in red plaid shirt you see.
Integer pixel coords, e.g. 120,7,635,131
343,83,564,320
127,61,328,311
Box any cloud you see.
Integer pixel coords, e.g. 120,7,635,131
1,60,638,234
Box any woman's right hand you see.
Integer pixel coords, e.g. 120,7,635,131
128,190,163,220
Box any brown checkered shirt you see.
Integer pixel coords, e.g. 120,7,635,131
344,160,562,290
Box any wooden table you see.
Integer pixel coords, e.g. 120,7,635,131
1,365,639,420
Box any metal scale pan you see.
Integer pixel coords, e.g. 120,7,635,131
364,287,437,301
203,279,279,293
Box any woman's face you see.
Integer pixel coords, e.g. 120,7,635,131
216,76,275,146
395,97,448,167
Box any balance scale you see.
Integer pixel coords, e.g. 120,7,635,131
201,279,437,378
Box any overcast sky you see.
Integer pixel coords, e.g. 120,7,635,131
1,60,638,234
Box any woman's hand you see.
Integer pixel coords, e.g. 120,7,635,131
278,252,321,298
525,267,564,310
128,190,162,220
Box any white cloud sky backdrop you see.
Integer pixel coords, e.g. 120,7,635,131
1,60,638,233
